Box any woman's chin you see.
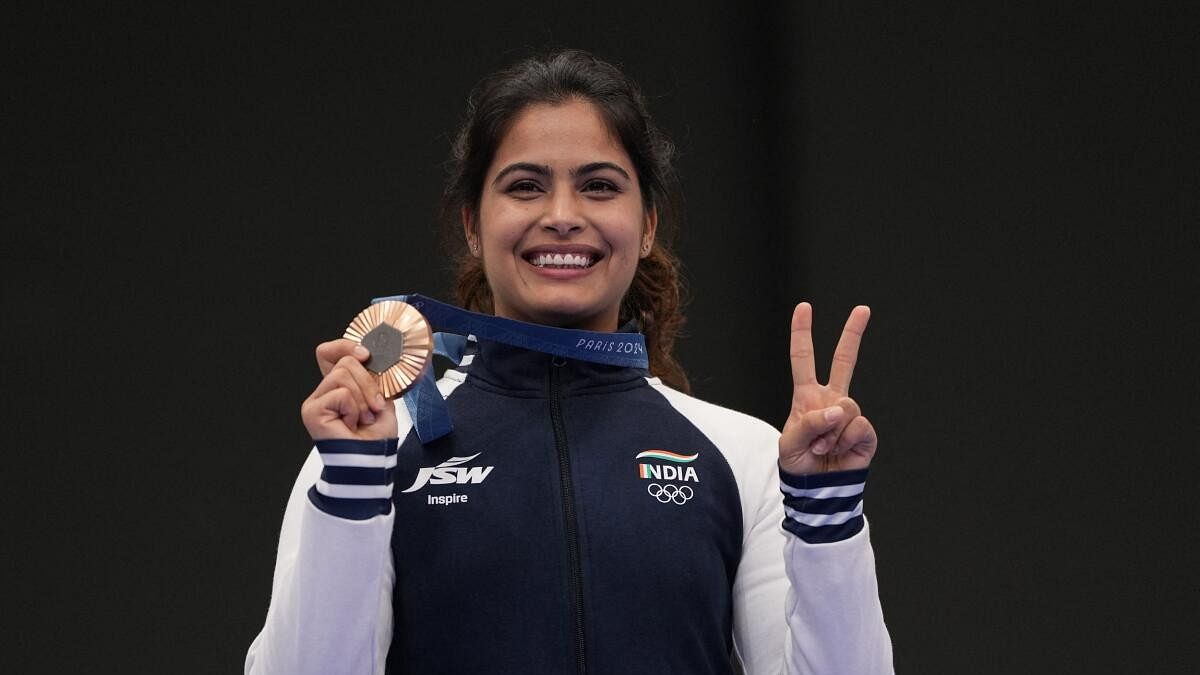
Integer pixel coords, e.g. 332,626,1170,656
502,302,617,332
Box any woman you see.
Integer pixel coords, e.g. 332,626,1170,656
246,49,892,674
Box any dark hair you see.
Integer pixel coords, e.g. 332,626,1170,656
441,49,690,392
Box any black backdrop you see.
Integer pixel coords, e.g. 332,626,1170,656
6,3,1197,673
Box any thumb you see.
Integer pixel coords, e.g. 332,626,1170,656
784,405,845,454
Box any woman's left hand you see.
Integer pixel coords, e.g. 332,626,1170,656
778,302,878,476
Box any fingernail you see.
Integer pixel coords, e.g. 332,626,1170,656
374,394,386,410
823,407,844,423
354,345,369,359
811,439,827,455
363,410,376,425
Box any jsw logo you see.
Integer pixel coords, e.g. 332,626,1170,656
401,453,495,493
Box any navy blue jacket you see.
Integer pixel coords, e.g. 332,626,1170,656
387,341,743,673
246,340,892,675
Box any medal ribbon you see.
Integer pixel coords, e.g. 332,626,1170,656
372,294,649,443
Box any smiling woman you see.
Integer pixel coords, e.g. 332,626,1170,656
467,98,655,334
246,49,893,675
445,51,690,391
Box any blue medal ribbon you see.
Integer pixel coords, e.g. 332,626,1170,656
371,293,649,443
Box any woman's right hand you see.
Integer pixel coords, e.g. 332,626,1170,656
301,339,397,441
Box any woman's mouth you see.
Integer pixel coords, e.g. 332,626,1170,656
524,252,597,269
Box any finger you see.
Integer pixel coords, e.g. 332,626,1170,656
789,302,818,386
810,432,834,456
833,396,862,424
828,305,870,394
312,388,361,436
334,355,387,413
316,339,370,377
793,405,846,454
312,356,385,415
311,365,377,425
832,415,877,457
301,387,358,436
810,397,862,455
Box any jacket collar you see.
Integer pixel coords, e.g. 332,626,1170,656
462,337,649,395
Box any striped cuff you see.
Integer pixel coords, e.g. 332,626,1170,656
779,467,868,544
306,438,398,520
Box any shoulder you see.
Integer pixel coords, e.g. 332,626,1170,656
646,378,780,458
647,378,784,537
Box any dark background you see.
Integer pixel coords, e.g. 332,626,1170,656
5,3,1197,673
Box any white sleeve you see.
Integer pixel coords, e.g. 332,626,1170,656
778,521,893,674
244,443,397,675
734,447,893,674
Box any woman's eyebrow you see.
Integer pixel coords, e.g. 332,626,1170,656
571,162,630,180
492,162,551,185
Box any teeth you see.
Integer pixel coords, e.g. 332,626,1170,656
531,253,593,268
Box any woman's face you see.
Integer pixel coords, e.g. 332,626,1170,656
467,98,655,332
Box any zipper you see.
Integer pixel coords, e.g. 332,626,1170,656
549,356,587,675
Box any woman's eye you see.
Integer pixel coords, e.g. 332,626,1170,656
583,180,619,194
508,180,542,194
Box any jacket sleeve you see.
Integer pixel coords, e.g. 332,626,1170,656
244,438,398,675
732,440,893,674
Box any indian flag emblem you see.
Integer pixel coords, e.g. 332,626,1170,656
634,450,698,463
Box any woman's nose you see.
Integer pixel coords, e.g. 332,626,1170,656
540,189,586,235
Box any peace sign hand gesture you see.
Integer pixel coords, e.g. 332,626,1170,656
779,303,878,476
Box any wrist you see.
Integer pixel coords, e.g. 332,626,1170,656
307,438,399,520
779,467,868,544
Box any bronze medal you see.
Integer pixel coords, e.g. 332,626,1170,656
342,300,433,399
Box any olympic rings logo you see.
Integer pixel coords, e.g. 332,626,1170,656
646,483,694,505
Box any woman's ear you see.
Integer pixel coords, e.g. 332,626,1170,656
462,206,480,257
640,206,658,258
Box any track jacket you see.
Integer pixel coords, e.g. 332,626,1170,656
246,340,892,674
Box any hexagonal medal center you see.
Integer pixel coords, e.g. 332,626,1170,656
360,323,405,374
